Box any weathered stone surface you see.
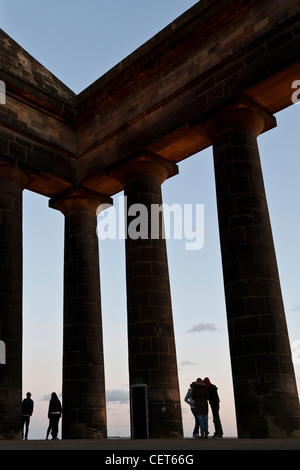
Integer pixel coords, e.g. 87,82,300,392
50,195,108,439
0,169,29,439
122,160,182,438
207,108,300,437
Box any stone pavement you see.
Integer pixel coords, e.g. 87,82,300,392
0,437,299,451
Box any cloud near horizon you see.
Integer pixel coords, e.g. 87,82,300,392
179,360,197,367
106,389,129,404
39,390,130,404
187,322,219,333
39,392,62,402
290,303,300,313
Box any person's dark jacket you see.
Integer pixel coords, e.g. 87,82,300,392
203,377,220,406
48,395,62,418
206,384,220,406
22,397,34,416
192,382,208,415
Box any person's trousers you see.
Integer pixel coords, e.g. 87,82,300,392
211,404,223,436
197,414,208,432
49,415,60,438
22,416,30,438
191,407,200,435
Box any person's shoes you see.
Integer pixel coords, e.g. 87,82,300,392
193,433,199,438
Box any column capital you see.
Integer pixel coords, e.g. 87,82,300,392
49,185,113,215
106,148,178,185
0,165,32,189
202,97,276,141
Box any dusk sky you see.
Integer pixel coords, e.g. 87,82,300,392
1,0,299,439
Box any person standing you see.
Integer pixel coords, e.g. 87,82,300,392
203,377,223,438
192,378,209,438
184,382,200,438
22,392,34,440
47,392,62,440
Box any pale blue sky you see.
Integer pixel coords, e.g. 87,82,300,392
1,0,299,438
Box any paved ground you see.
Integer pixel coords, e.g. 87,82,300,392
0,437,299,451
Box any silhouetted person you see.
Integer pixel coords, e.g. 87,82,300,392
47,392,62,439
184,382,200,438
192,378,209,438
203,377,223,438
22,392,34,439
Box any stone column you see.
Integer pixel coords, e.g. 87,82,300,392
0,167,29,439
109,154,183,438
50,189,110,439
205,107,300,438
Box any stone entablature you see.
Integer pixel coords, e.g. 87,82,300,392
1,0,300,439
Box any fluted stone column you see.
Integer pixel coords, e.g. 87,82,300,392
50,190,110,439
110,154,183,438
205,107,300,438
0,167,30,439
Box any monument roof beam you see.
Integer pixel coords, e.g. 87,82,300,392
0,0,299,199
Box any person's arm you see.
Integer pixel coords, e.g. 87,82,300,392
184,390,191,404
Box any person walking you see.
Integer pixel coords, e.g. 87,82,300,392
203,377,223,438
184,382,200,438
192,378,209,438
22,392,34,440
47,392,62,440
